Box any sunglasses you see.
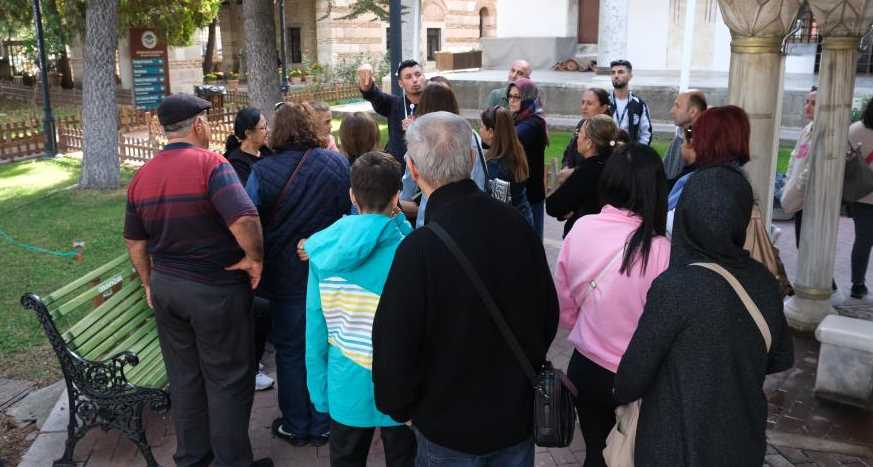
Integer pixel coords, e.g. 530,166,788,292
684,126,693,143
274,101,286,111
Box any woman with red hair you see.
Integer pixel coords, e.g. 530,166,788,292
666,105,751,234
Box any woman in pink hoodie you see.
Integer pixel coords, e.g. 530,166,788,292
554,143,671,467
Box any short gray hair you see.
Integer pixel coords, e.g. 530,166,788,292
405,111,473,187
162,113,202,135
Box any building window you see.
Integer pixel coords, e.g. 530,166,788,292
288,27,302,64
426,28,441,61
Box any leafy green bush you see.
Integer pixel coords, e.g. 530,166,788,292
852,95,871,122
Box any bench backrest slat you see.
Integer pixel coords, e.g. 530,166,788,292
44,254,130,307
74,298,150,360
81,303,151,361
52,269,136,319
62,277,142,340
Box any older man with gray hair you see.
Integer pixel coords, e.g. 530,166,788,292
372,112,559,466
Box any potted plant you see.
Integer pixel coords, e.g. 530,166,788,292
290,68,304,85
204,72,218,83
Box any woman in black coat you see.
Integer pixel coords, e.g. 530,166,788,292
546,115,619,238
614,166,794,467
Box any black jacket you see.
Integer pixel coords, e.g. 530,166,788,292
372,179,559,454
610,91,652,145
546,151,609,237
361,84,415,163
226,146,272,186
614,166,794,467
516,119,548,203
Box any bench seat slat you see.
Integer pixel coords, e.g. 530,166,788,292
135,361,168,389
125,342,163,382
44,254,130,307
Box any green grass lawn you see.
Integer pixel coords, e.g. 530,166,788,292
0,157,133,382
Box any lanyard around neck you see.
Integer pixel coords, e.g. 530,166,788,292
613,92,630,126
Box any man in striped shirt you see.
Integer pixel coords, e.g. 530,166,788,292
124,94,272,467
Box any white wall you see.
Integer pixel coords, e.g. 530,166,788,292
626,0,669,70
496,0,575,37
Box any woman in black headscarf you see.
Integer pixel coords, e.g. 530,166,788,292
614,166,794,467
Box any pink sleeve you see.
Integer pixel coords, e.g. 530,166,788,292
555,240,580,330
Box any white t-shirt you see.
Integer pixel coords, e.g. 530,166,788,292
613,96,630,131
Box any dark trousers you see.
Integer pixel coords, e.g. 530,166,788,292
794,210,838,291
272,294,331,436
252,296,271,365
414,429,533,467
850,202,873,288
567,350,618,467
150,271,255,467
329,420,416,467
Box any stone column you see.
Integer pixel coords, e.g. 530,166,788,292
717,0,802,225
784,1,873,332
402,0,421,62
596,0,629,73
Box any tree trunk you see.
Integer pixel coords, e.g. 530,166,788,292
243,0,280,122
79,0,119,189
203,17,217,75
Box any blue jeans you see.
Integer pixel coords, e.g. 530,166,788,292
271,294,330,437
530,200,544,240
414,430,534,467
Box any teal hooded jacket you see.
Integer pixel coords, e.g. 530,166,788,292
304,213,412,427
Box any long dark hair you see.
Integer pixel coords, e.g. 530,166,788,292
481,106,529,182
598,143,668,275
224,107,262,154
863,97,873,130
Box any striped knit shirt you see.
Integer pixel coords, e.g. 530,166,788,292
124,142,258,285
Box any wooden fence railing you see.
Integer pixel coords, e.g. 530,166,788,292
0,118,44,162
0,81,134,106
225,83,361,108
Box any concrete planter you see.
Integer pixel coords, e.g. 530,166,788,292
815,315,873,409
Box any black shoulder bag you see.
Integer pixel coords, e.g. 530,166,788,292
427,222,577,447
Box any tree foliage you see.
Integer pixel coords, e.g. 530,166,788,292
320,0,406,22
0,0,222,49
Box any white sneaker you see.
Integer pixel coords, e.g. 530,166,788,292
255,371,274,391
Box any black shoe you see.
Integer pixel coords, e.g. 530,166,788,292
271,418,309,447
851,284,868,299
251,459,274,467
310,432,330,447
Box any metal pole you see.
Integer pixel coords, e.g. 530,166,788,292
389,0,403,96
33,0,57,157
279,0,289,93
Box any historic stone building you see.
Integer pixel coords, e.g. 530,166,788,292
218,0,496,75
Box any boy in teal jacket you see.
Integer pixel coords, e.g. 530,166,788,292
304,152,416,466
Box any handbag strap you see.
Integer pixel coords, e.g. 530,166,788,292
269,148,313,224
690,263,772,351
579,247,625,307
427,222,540,387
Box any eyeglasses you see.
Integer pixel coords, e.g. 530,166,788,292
273,101,286,111
508,94,522,101
684,126,693,142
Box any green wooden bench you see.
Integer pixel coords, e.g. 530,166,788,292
21,253,170,467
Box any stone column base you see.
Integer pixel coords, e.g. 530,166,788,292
784,295,837,333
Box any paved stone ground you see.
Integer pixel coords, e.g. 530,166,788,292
17,216,873,466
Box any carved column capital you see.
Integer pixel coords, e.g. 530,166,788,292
807,0,873,38
718,0,802,37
